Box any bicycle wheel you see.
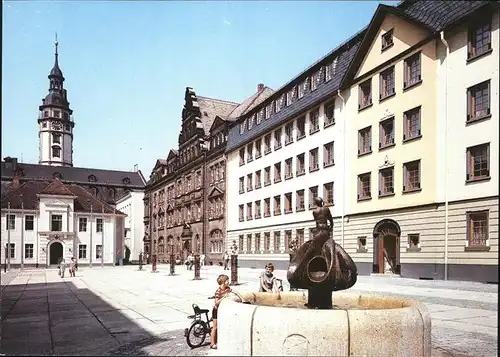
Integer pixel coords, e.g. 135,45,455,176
186,320,208,348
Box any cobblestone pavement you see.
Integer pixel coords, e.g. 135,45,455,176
1,270,20,290
1,265,497,357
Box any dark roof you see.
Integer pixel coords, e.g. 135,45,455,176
39,179,75,196
225,86,275,121
399,0,491,31
225,34,363,153
197,96,239,136
225,0,493,153
1,180,125,215
340,1,492,88
1,160,146,188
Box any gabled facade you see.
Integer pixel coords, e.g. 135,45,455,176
144,85,273,264
224,0,498,283
1,179,126,268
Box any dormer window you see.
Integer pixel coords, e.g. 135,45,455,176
123,177,131,185
88,175,97,182
108,188,115,199
381,29,394,51
240,119,246,134
248,114,255,130
53,172,62,180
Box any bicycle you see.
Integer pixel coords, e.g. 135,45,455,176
275,278,284,292
185,296,214,348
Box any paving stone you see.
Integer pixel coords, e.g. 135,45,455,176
0,267,496,357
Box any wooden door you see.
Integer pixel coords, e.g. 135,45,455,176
378,237,384,274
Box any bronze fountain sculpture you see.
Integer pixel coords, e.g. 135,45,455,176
287,196,358,309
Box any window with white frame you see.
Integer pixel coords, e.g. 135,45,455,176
79,217,87,232
25,244,34,259
96,218,103,233
7,214,15,230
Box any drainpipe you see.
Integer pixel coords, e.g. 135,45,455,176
337,89,346,247
440,31,449,280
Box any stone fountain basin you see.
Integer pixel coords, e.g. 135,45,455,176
217,291,431,357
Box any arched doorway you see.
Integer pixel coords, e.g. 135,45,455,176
49,242,63,266
372,219,401,275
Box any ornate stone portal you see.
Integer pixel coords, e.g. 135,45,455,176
287,197,357,309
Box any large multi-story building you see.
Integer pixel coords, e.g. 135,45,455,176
144,86,273,264
1,40,147,264
225,0,498,283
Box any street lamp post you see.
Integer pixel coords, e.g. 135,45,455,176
197,141,209,280
20,194,24,270
7,201,11,271
169,241,175,276
229,240,239,286
89,201,93,268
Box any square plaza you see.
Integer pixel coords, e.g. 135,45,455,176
1,265,497,356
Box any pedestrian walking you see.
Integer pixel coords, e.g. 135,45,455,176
69,257,76,277
59,258,67,278
223,251,230,270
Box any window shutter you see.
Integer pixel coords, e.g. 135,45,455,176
403,164,407,192
403,61,408,88
487,81,491,115
466,89,472,121
357,177,360,199
379,74,383,99
486,144,490,176
466,149,471,180
379,123,383,148
378,171,382,196
467,30,472,59
403,113,407,140
358,86,362,109
358,132,361,154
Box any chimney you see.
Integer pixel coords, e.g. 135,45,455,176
12,166,22,189
257,83,264,92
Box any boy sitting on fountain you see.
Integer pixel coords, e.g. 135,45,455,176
259,263,281,293
210,274,231,350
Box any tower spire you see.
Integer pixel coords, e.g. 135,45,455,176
49,33,63,80
55,32,59,64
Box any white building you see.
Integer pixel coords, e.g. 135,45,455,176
225,38,355,269
225,0,499,283
116,190,144,262
2,39,147,265
1,179,126,268
38,39,74,167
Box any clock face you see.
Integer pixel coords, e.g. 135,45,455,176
51,121,62,131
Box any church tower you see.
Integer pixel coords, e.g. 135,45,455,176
38,37,74,167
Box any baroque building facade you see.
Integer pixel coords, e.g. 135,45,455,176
225,0,499,283
144,86,272,265
2,40,146,264
0,178,126,268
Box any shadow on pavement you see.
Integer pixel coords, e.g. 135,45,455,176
104,328,211,356
0,278,165,356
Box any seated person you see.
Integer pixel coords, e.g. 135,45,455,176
259,263,280,292
210,274,231,350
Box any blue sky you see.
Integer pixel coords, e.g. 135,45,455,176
2,0,394,176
